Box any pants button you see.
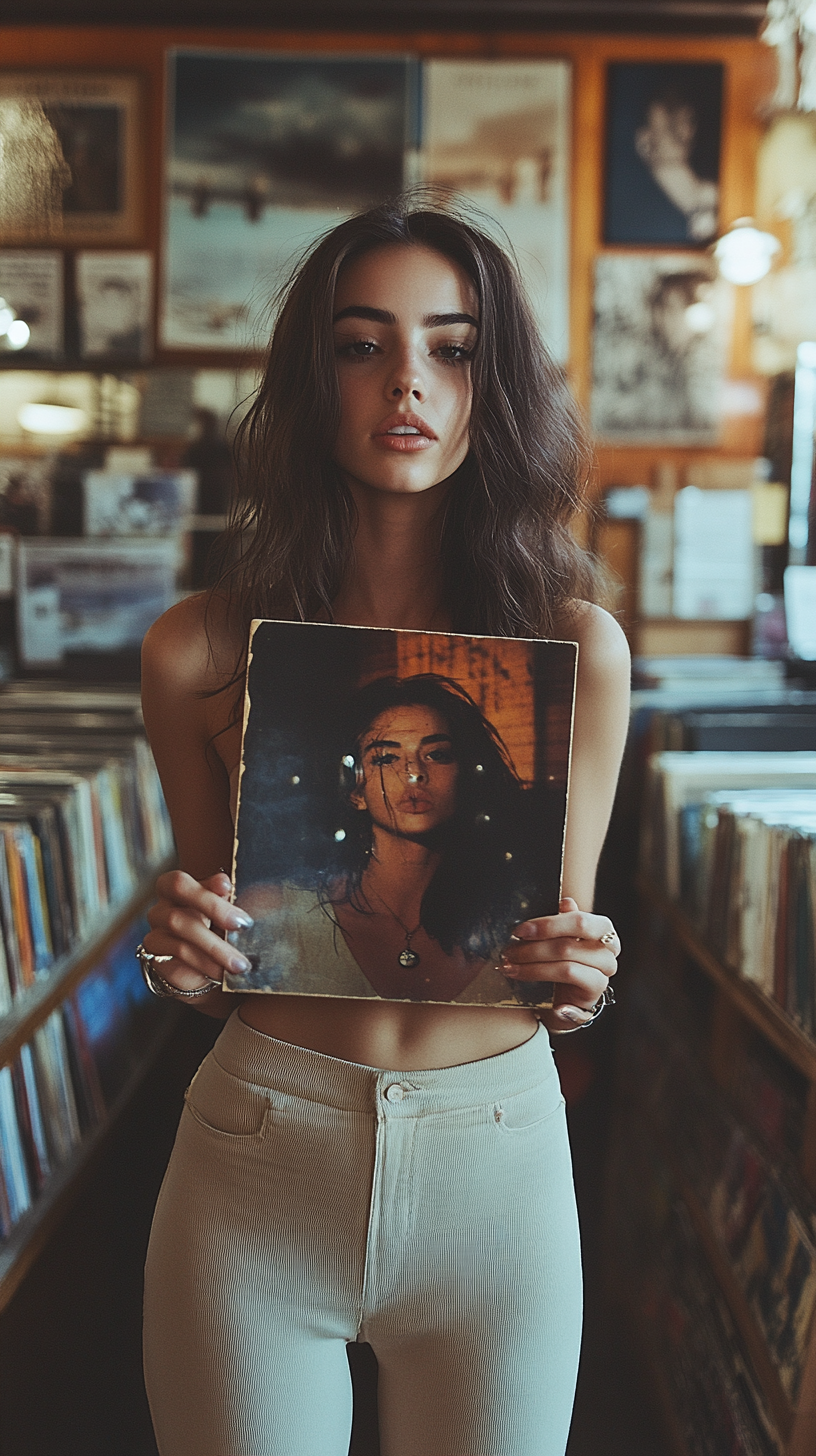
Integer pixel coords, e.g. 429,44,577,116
385,1083,405,1103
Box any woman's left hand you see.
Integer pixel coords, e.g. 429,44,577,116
500,896,619,1034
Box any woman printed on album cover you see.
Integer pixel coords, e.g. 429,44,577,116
232,672,554,1005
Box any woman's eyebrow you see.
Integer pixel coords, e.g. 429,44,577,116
424,312,479,330
362,733,453,753
333,306,478,329
333,305,395,325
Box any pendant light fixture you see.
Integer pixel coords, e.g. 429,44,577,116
713,217,782,285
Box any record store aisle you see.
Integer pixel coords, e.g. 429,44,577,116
3,10,816,1456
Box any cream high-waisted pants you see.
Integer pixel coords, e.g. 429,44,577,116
143,1012,583,1456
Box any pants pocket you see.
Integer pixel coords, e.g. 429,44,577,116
183,1052,272,1140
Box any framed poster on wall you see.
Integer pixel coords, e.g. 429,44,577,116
0,73,143,245
604,62,723,246
591,253,732,443
0,251,63,356
161,51,572,361
76,251,153,361
162,50,417,350
421,59,571,362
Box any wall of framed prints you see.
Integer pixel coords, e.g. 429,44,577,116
0,24,773,479
0,24,787,657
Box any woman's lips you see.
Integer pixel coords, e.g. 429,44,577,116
397,793,433,812
374,434,434,452
372,415,437,453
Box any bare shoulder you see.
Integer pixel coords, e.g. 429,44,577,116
142,591,242,697
554,600,630,684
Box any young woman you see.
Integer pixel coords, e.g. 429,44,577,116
140,199,630,1456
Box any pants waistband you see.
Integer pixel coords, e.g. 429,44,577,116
212,1010,555,1116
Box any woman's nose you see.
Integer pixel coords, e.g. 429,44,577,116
386,347,426,402
403,759,426,783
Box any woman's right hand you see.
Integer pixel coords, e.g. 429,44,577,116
143,870,254,995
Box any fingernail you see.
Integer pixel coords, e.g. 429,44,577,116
516,923,537,939
228,911,254,930
500,954,514,969
560,1006,590,1023
230,954,252,973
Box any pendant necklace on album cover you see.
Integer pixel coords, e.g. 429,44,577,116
367,770,429,968
368,884,423,969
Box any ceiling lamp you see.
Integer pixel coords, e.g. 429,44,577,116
713,218,781,286
0,295,31,351
18,401,88,435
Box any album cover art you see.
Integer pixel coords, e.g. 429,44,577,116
225,621,577,1008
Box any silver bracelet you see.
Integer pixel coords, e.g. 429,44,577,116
549,984,616,1033
135,943,221,1001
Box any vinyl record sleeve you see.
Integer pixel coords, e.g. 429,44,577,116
225,620,577,1009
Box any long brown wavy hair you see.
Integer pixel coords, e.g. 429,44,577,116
212,194,601,664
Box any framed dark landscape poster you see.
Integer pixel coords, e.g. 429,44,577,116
604,61,723,246
162,50,416,349
225,621,577,1009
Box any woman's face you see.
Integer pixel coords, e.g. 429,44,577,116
332,243,478,497
351,704,459,837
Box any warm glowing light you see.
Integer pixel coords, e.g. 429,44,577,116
684,301,716,333
714,219,781,285
5,319,30,349
18,402,88,435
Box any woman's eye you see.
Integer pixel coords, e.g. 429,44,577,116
434,343,474,363
336,339,378,360
370,752,397,767
427,749,456,764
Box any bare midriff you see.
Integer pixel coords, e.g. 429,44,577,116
237,995,539,1072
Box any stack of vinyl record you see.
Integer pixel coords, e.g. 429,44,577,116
0,683,174,1243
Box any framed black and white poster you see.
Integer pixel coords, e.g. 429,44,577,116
76,251,153,360
225,621,577,1008
0,251,63,357
604,62,723,246
0,73,143,245
591,253,731,443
